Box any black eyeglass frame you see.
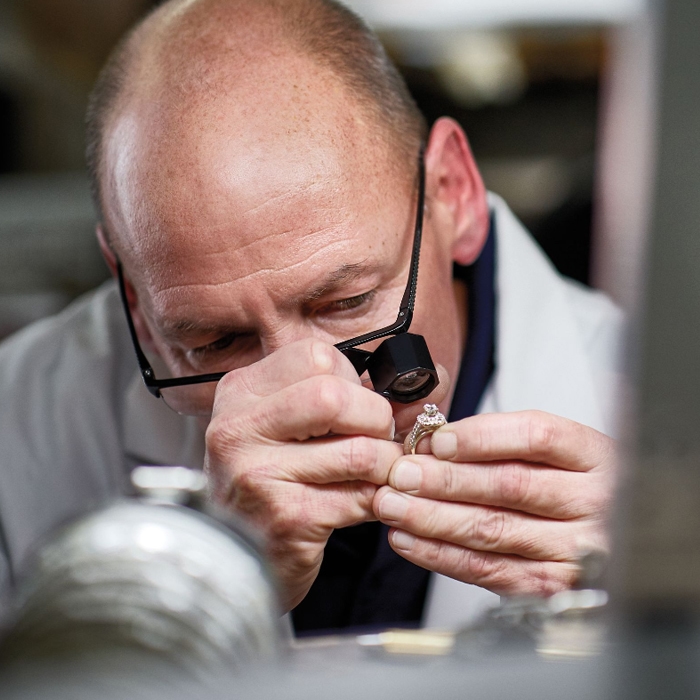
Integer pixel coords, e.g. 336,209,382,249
116,147,432,401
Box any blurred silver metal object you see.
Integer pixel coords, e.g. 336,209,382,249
454,586,609,662
131,465,208,504
1,467,285,672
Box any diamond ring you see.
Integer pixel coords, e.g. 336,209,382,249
404,404,446,455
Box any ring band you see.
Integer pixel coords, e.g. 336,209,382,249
404,404,446,455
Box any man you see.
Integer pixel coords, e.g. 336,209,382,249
0,0,621,632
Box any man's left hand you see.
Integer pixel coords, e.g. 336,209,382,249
373,410,616,596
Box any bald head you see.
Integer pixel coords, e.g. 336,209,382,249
86,0,426,242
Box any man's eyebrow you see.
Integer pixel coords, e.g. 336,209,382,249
158,262,377,340
159,318,243,340
303,262,375,302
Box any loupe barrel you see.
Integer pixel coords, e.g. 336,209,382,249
367,333,438,403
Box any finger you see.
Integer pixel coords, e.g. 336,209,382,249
386,530,579,597
374,488,602,561
430,411,614,473
206,375,395,465
233,478,379,534
402,430,434,456
271,435,404,486
388,456,607,519
214,338,361,405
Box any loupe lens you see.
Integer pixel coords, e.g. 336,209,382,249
390,369,432,396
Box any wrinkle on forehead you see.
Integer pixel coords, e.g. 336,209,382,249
148,233,366,309
153,258,376,338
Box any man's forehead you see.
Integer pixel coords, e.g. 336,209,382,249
105,116,409,291
103,68,406,258
144,194,401,298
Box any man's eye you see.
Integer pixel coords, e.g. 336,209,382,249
325,291,375,313
192,333,238,356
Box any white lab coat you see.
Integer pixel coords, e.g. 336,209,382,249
0,194,624,622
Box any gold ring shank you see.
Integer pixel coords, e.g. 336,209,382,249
405,425,437,455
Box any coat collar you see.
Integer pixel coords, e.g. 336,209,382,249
483,192,608,433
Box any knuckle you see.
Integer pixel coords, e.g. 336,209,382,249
364,391,394,433
216,367,247,400
572,487,603,519
528,563,571,596
204,415,238,457
473,508,508,548
560,477,610,520
441,462,457,498
494,464,532,507
421,501,444,534
341,436,379,481
218,365,261,403
354,481,380,513
311,375,347,419
526,411,559,457
216,367,238,393
462,548,501,583
503,562,574,597
308,338,337,375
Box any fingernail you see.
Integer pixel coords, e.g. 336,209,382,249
389,417,396,442
391,530,415,552
392,460,422,492
379,492,409,521
431,429,457,459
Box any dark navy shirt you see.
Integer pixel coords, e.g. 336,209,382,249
292,225,496,635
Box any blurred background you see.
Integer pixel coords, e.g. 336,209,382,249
0,0,647,341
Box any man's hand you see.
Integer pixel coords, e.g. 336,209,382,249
373,411,616,596
204,338,402,611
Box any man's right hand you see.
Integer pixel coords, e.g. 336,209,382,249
203,338,402,611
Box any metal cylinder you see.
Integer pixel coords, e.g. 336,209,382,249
1,468,285,673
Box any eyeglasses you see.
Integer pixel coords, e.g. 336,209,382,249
117,148,438,416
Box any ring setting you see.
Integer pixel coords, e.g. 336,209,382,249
404,403,447,455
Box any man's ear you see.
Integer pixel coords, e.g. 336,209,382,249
424,117,490,266
96,222,137,309
96,223,155,348
96,223,118,278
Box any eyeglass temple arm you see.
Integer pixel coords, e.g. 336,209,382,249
116,260,159,386
335,147,426,358
117,261,233,393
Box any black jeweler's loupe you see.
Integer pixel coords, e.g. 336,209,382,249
340,332,438,404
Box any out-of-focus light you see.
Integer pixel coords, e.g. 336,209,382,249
343,0,646,30
437,32,527,107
